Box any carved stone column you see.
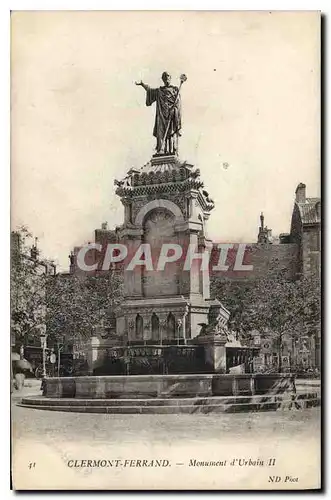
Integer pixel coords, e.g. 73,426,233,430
121,198,132,225
127,317,135,342
188,191,199,222
159,314,168,345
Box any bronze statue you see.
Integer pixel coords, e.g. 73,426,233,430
135,72,187,155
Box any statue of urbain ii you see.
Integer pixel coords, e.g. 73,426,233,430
135,72,187,156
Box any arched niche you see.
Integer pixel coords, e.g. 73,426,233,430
135,314,143,340
135,199,184,227
151,313,160,342
167,313,176,339
142,208,177,297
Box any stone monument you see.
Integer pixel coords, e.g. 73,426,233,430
24,73,306,414
114,72,230,351
89,72,257,375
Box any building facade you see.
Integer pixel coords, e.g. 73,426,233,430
11,231,56,362
290,182,321,277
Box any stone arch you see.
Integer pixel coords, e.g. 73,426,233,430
151,313,160,342
135,199,184,226
142,208,178,297
135,314,143,340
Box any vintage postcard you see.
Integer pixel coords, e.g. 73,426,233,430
11,10,321,490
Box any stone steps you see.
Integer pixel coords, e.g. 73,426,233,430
20,393,319,406
18,393,320,414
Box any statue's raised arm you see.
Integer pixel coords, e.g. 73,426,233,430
135,72,187,156
135,80,149,91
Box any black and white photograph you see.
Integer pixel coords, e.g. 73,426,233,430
10,10,321,490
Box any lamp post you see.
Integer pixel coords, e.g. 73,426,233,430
57,343,64,377
40,332,47,378
279,341,284,373
182,301,189,346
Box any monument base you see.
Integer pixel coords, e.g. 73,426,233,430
18,373,320,414
41,373,295,399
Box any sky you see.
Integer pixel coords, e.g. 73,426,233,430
11,11,320,270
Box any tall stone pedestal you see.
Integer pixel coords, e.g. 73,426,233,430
115,154,215,342
195,334,228,373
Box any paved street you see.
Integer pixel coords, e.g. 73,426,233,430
11,378,320,448
12,402,320,446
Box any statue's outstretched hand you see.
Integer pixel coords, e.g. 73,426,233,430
135,80,143,86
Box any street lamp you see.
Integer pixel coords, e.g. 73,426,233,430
57,343,64,377
40,331,47,378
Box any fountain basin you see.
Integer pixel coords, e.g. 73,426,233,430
41,373,296,399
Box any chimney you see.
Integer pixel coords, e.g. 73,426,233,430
257,212,272,244
295,183,306,203
260,212,264,230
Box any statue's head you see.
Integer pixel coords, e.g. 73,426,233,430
161,72,171,86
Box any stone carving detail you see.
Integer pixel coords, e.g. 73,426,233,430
160,318,168,329
128,318,135,331
144,209,175,237
132,199,147,222
198,311,230,340
171,195,187,217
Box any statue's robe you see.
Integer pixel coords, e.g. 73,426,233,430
146,85,181,152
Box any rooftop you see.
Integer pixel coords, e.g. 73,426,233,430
297,197,321,225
